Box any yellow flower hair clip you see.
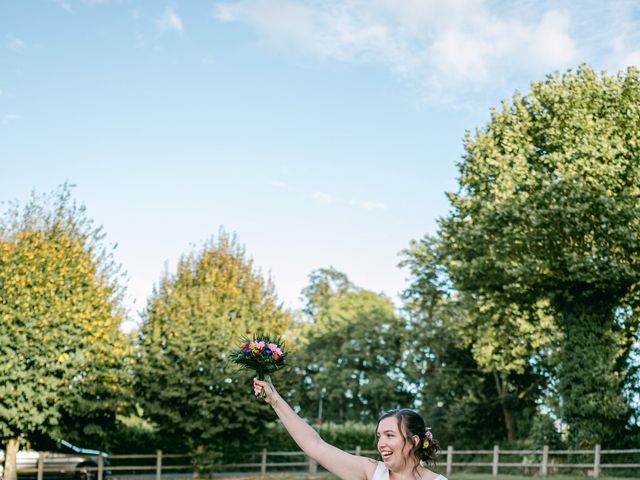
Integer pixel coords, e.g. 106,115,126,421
423,429,433,449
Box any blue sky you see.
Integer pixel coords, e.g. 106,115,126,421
2,1,640,330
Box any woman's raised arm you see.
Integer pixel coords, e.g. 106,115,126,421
253,378,377,480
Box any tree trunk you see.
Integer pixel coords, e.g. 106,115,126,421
3,437,19,480
554,295,628,446
493,370,515,442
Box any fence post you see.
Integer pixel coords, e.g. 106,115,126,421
156,450,162,480
308,456,318,474
355,446,361,456
540,445,549,477
593,444,601,478
98,454,104,480
260,449,267,476
37,452,44,480
446,446,453,478
492,445,500,477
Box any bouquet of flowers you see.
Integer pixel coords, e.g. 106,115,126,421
229,335,288,392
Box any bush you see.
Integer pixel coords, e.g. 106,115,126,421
526,413,565,450
263,421,376,452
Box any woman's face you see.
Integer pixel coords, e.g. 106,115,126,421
376,417,418,471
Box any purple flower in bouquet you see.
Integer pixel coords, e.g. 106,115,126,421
230,334,288,382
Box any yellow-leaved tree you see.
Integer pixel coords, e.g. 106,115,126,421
0,186,133,480
135,231,290,465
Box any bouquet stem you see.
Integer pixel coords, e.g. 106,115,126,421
256,371,274,399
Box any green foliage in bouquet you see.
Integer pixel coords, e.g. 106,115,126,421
229,335,288,381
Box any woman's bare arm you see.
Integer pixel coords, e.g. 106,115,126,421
253,378,377,480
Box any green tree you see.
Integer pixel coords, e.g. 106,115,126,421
400,236,552,446
463,296,558,442
287,268,412,423
135,231,290,462
0,187,131,480
439,65,640,445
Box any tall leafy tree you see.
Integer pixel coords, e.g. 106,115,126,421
135,231,290,462
287,268,412,423
0,187,131,480
400,237,548,446
439,66,640,445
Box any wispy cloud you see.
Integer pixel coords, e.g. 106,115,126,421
6,35,26,51
350,199,386,210
53,0,73,13
271,180,288,188
2,114,22,125
311,191,333,205
623,50,640,67
213,0,640,102
156,7,183,33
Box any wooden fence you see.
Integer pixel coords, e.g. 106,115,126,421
15,445,640,480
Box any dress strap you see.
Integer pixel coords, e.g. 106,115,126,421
371,461,389,480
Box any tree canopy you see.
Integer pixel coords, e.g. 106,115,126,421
438,65,640,445
0,187,131,480
135,231,290,462
400,237,549,446
286,268,412,423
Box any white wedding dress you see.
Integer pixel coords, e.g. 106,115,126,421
371,461,448,480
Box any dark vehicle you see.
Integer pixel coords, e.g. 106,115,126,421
0,437,109,480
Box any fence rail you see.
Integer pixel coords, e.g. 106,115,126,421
14,445,640,480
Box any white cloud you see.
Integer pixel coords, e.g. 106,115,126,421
350,199,386,210
528,10,576,69
623,51,640,67
211,0,591,100
312,191,333,205
54,0,73,13
271,180,287,188
6,35,26,51
603,3,640,72
2,114,22,124
156,7,183,33
81,0,112,4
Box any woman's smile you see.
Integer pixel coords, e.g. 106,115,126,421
377,417,411,469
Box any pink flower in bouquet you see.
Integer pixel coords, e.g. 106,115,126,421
230,334,289,385
267,343,283,360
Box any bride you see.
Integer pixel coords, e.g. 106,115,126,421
253,378,447,480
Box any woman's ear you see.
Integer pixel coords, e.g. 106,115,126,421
412,435,420,448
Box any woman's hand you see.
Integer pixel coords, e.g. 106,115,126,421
253,377,279,406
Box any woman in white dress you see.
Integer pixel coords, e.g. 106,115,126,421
253,378,448,480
